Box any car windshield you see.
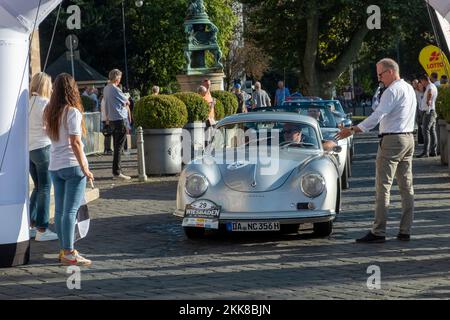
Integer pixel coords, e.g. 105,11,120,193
210,121,320,150
278,104,338,128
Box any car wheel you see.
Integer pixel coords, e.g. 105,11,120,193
280,224,300,234
313,221,333,237
183,227,205,239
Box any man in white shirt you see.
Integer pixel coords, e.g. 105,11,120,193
336,58,416,243
417,74,438,158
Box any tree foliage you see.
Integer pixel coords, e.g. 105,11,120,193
39,0,237,93
241,0,436,96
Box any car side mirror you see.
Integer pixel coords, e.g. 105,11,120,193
332,146,342,153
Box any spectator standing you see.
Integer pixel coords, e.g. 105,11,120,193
43,73,94,266
336,58,416,243
252,81,271,108
412,79,424,144
152,85,160,95
28,72,58,242
417,74,438,157
430,72,441,87
198,85,216,127
103,69,131,180
100,95,113,155
233,83,247,113
274,81,290,106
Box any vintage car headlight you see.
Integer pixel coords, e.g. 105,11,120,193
301,173,325,198
185,173,209,198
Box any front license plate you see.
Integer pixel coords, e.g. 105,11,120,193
227,221,280,232
184,200,221,230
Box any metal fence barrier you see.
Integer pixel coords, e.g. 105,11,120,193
83,112,102,155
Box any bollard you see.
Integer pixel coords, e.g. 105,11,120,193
136,127,147,182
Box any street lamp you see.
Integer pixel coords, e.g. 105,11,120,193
122,0,144,90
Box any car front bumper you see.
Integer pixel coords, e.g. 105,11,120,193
174,209,335,225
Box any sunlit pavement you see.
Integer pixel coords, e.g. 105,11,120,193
1,132,450,300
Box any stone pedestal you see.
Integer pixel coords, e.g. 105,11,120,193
177,72,224,92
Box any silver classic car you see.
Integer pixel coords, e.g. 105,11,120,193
174,112,342,239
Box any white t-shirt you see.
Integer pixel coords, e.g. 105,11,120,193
420,83,438,113
49,107,88,171
28,95,51,151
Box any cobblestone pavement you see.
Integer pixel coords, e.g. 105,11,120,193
1,132,450,300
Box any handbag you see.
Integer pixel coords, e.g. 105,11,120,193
102,124,113,137
74,181,94,242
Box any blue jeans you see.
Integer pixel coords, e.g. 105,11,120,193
29,145,51,229
50,166,86,251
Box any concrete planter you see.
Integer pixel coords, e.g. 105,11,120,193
184,122,205,160
438,120,448,165
143,128,183,175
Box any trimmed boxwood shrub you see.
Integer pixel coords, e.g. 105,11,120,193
214,98,225,121
133,95,188,129
212,90,238,116
173,92,209,123
81,95,96,112
436,87,450,123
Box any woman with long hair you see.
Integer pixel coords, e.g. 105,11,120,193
43,73,94,266
29,72,58,241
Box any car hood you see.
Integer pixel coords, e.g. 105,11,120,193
211,149,318,192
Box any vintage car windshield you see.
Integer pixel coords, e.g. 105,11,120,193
210,121,321,150
280,103,338,128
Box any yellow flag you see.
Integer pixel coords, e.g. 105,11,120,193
419,45,450,78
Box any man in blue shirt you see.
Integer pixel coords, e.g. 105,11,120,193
274,81,290,106
104,69,131,180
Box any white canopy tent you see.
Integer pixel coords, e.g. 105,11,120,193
427,0,450,60
0,0,61,267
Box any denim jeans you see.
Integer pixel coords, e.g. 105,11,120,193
29,145,51,229
422,110,437,155
50,166,86,251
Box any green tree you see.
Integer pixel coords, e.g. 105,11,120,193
242,0,435,97
39,0,236,92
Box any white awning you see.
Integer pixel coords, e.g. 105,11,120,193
0,0,62,34
427,0,450,21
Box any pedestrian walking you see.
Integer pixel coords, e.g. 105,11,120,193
43,73,94,266
252,81,271,108
335,58,416,243
103,69,131,180
274,80,290,106
28,72,58,242
417,74,438,158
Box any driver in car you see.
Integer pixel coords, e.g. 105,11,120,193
307,107,328,127
282,123,336,151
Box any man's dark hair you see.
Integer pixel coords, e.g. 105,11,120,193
418,74,430,81
430,72,438,79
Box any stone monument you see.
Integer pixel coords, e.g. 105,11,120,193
176,0,224,91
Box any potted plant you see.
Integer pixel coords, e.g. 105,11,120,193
212,90,238,116
133,95,188,175
173,92,209,159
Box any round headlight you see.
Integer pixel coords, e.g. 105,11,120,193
185,174,209,198
301,173,325,198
